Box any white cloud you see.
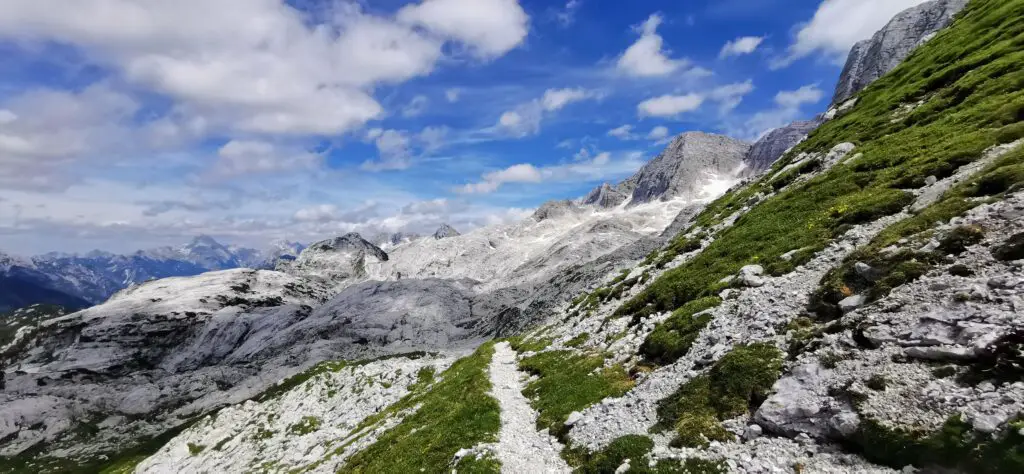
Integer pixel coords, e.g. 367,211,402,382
730,84,824,140
774,0,932,68
496,87,600,138
362,129,412,171
362,125,451,171
418,126,449,152
719,36,765,58
402,95,429,118
397,0,529,59
293,204,339,223
456,150,644,194
638,93,704,118
211,140,322,177
616,14,688,77
556,0,583,26
709,80,755,114
541,88,598,111
647,126,669,140
775,84,825,109
0,110,17,125
445,88,462,103
607,124,636,140
0,0,530,137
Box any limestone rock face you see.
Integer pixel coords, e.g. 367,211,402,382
277,233,387,290
628,132,750,205
743,120,822,173
433,224,461,240
831,0,968,106
583,183,630,209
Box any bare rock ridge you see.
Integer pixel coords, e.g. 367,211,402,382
740,0,968,175
629,132,751,204
583,183,630,208
582,132,750,209
831,0,968,106
277,233,388,289
433,224,460,240
743,120,822,174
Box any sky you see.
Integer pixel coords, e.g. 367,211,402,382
0,0,936,255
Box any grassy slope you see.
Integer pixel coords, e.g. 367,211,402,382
340,342,500,473
616,0,1024,322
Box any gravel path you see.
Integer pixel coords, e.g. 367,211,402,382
489,342,571,474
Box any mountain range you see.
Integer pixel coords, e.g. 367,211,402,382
4,0,1021,472
0,237,306,311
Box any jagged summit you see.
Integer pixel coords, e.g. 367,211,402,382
304,233,388,261
831,0,968,106
433,224,460,240
743,120,822,174
582,183,629,208
628,131,750,205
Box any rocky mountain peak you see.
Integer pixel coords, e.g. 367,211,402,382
305,233,388,260
433,224,460,240
743,119,823,174
583,183,629,208
831,0,968,106
532,200,580,222
629,131,751,205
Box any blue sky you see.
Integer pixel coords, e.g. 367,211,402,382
0,0,935,255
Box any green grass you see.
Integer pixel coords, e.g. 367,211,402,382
507,335,553,353
340,342,500,473
566,332,590,348
637,297,721,365
453,452,501,473
253,352,429,402
812,144,1024,318
654,343,783,448
287,416,322,436
851,415,1024,473
564,435,726,474
615,0,1024,323
518,350,634,439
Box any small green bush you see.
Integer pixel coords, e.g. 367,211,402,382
638,297,721,365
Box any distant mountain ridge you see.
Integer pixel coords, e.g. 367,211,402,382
2,237,306,308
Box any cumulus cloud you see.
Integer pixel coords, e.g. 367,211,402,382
556,0,583,26
607,124,636,140
730,84,824,140
616,14,689,77
361,125,451,171
210,140,322,178
402,95,430,118
397,0,529,59
773,0,932,68
496,87,601,138
445,88,462,103
647,126,669,140
0,0,530,137
456,150,644,194
637,93,704,118
709,80,755,114
719,36,765,58
541,88,600,111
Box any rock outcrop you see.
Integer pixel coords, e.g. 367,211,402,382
743,120,822,173
433,224,460,240
831,0,968,106
277,233,387,291
583,183,630,208
628,132,750,205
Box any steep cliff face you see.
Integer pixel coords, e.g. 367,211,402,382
831,0,968,106
742,120,823,174
628,132,751,205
